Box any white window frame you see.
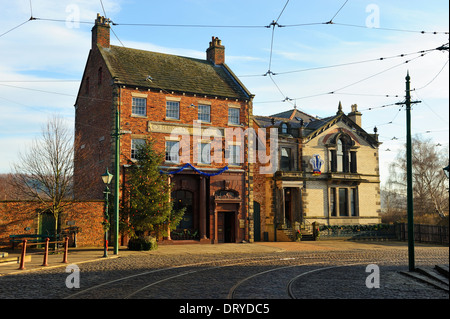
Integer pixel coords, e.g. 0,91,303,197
228,144,241,166
165,140,180,163
166,101,180,120
198,142,211,164
228,107,240,125
131,139,146,160
198,104,211,123
132,97,147,116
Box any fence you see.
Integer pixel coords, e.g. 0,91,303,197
318,223,449,245
396,223,449,245
319,224,397,240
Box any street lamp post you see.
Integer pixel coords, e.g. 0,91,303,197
101,168,113,258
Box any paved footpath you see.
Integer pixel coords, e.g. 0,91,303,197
0,240,448,302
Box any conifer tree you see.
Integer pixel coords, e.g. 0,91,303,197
123,138,184,240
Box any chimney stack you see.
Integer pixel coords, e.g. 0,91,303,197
92,14,110,49
348,104,362,127
206,36,225,65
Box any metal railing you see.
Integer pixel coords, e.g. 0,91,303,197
17,237,69,270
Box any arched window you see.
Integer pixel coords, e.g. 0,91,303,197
281,123,288,134
336,139,343,172
330,134,357,173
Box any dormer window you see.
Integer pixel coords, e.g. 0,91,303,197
281,123,288,134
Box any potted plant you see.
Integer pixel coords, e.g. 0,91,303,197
295,229,302,242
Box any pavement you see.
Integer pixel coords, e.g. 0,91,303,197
0,239,444,276
0,240,448,301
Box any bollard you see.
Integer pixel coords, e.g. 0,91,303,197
19,239,27,270
42,237,49,266
62,237,69,263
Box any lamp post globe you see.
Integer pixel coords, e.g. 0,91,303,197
101,168,113,257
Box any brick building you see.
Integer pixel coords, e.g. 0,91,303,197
253,103,382,241
74,15,254,244
74,14,382,245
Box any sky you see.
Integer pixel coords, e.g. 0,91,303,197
0,0,448,185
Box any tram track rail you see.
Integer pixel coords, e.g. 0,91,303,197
66,252,377,299
64,255,289,299
2,244,447,299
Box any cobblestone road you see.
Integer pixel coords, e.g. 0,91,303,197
0,241,448,302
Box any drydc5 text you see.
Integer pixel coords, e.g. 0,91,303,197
179,303,270,316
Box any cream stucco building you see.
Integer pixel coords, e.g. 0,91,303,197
253,102,382,241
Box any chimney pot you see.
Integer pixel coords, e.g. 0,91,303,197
92,14,110,49
348,103,362,127
206,36,225,65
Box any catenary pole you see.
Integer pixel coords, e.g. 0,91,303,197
405,71,414,271
113,85,121,255
397,71,421,271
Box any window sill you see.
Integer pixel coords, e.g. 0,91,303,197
165,161,180,165
196,120,212,125
227,123,244,127
131,115,147,119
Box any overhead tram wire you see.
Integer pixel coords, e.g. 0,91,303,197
328,0,349,24
0,18,32,38
110,21,267,29
99,0,125,47
11,4,446,34
266,0,290,75
261,0,296,104
327,53,430,94
0,80,79,83
6,4,447,110
413,58,449,92
0,0,35,39
277,53,430,104
321,22,449,35
240,45,445,78
254,52,430,106
10,15,446,35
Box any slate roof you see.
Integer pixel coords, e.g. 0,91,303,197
99,45,251,100
254,108,379,147
269,108,316,122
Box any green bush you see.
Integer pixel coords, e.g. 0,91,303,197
128,236,158,251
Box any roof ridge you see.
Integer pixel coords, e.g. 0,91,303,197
97,45,250,99
109,44,206,62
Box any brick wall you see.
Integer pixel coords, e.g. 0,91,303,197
74,45,114,200
0,201,104,248
119,88,250,166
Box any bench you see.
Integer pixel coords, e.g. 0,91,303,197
9,234,61,249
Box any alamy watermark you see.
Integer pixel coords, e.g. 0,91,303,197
165,122,279,174
365,4,380,29
65,4,80,29
365,264,380,288
65,264,80,289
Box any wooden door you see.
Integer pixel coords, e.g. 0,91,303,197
217,212,235,243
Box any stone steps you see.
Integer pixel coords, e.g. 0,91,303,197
401,265,449,292
276,228,315,241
